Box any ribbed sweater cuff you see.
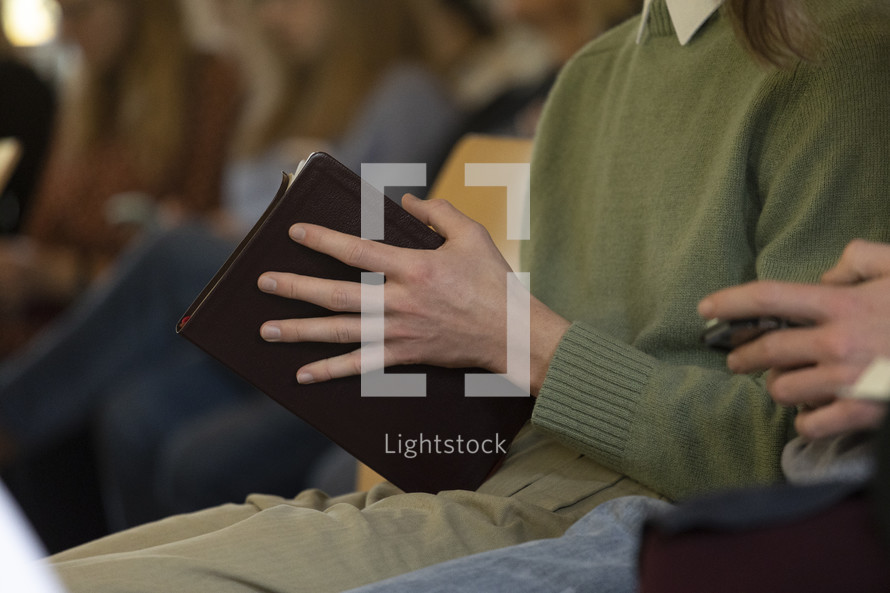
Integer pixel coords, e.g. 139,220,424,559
532,322,656,469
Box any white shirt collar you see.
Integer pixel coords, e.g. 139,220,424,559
636,0,723,46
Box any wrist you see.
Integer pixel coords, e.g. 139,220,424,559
528,298,571,397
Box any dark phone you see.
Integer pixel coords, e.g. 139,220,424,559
701,317,800,351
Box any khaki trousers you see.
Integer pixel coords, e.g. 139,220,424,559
51,426,662,593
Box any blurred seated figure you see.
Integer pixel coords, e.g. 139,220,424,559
0,0,241,550
0,14,56,237
426,0,643,182
0,0,504,538
0,0,241,357
487,0,643,135
223,0,542,214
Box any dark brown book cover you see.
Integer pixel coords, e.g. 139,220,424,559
177,152,534,494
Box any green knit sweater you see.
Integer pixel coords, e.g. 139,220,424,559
524,0,890,501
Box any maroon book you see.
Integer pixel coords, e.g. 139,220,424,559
177,152,534,493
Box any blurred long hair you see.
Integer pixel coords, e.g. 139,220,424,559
238,0,424,156
59,0,193,185
724,0,815,67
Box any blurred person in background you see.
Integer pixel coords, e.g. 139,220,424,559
427,0,642,180
0,0,241,551
478,0,643,138
0,0,241,356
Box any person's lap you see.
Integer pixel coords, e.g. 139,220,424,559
0,223,236,451
50,426,663,593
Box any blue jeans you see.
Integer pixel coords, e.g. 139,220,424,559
0,225,340,530
343,496,672,593
0,225,232,451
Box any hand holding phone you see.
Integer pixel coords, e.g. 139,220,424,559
701,317,801,351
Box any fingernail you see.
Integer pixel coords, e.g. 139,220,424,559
297,372,314,384
698,298,713,317
261,324,281,341
258,276,277,292
290,225,306,241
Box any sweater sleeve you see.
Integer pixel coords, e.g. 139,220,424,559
530,10,890,502
533,323,793,501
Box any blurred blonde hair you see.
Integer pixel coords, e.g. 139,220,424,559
236,0,424,156
59,0,193,185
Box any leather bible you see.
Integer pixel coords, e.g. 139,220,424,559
177,152,534,494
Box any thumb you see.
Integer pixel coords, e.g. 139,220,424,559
822,240,890,285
